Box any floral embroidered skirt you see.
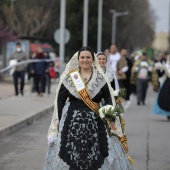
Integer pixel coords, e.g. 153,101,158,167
44,102,134,170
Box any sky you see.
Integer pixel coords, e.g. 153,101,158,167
149,0,169,33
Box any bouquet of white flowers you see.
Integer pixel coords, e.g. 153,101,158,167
98,104,123,137
97,88,127,137
97,89,135,165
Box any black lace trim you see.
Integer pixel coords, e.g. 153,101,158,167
59,107,108,170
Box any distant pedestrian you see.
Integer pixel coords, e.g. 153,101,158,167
131,52,158,105
31,48,49,97
122,49,133,101
44,51,57,94
130,53,136,64
107,44,121,89
10,42,27,96
46,62,56,94
43,52,51,95
116,49,128,89
104,48,110,58
130,53,137,95
26,52,36,93
49,62,56,79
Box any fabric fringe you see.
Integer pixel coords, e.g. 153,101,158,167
128,155,135,165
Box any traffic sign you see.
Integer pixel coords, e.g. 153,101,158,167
54,28,70,44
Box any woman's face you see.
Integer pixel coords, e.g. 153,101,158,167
97,54,107,67
78,51,93,70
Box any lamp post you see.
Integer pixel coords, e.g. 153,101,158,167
168,1,170,52
97,0,103,52
110,10,129,44
83,0,89,46
59,0,66,74
10,0,16,9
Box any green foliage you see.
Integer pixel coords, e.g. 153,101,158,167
105,114,115,122
0,0,9,6
1,0,155,55
65,0,155,55
118,88,127,100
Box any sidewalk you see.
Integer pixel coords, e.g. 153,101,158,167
0,80,59,138
0,81,30,99
124,87,170,170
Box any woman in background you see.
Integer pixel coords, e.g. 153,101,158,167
153,56,170,120
97,52,119,90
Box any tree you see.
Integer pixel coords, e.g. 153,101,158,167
0,17,17,45
0,0,60,38
102,0,156,51
66,0,156,55
0,0,156,55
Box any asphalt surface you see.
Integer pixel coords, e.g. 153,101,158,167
0,81,170,170
124,88,170,170
0,113,51,170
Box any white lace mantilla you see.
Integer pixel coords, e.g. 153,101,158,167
63,68,106,99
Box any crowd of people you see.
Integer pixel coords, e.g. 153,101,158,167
9,42,58,97
8,42,170,169
102,44,170,121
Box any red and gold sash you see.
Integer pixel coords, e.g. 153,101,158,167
69,69,100,113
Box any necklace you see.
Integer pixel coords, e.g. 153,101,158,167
84,71,93,85
79,67,93,85
84,78,88,82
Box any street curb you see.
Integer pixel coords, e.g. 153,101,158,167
0,105,54,138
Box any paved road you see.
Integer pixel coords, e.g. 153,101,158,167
0,113,51,170
0,87,170,170
125,87,170,170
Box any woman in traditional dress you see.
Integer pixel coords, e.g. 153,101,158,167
97,52,119,90
153,56,170,120
44,46,134,170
